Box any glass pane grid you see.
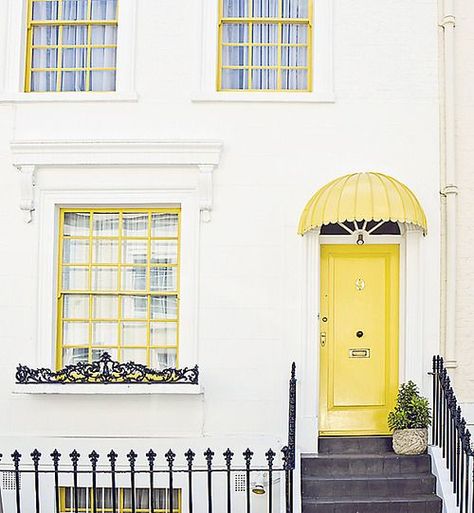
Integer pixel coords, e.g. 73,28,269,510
26,0,118,91
218,0,312,91
57,209,180,370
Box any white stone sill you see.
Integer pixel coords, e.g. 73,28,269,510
191,91,336,103
0,92,139,104
13,384,203,395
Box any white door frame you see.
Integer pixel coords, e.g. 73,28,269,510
298,224,425,453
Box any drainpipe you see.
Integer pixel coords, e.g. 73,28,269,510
440,0,457,368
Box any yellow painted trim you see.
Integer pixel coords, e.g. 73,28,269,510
298,172,428,235
319,244,399,436
56,208,180,370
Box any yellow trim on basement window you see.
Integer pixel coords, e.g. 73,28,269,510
298,172,428,235
217,0,313,92
25,0,119,92
56,208,181,370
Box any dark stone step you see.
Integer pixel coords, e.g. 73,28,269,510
301,454,432,477
302,494,443,513
302,474,436,498
318,436,393,455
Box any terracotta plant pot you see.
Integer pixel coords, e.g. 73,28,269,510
392,428,428,455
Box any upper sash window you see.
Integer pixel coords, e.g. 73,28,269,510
218,0,312,91
25,0,118,92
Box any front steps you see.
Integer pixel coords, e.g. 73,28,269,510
301,436,442,513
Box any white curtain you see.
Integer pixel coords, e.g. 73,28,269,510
222,0,308,90
31,0,117,92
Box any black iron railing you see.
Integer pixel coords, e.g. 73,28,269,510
0,363,297,513
432,355,473,513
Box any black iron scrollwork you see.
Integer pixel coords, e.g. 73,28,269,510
16,352,199,385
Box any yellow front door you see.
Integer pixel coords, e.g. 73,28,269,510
319,244,399,436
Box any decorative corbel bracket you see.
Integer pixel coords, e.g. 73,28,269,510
16,164,36,223
198,164,215,223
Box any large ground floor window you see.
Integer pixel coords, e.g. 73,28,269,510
56,208,181,370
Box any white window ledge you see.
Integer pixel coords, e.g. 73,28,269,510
0,92,139,104
13,384,203,395
191,91,336,104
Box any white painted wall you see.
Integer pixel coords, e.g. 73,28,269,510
0,0,440,479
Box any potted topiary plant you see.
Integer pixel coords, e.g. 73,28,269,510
388,381,431,455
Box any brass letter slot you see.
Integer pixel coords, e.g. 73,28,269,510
349,348,370,358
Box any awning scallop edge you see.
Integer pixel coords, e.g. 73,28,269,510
298,172,428,235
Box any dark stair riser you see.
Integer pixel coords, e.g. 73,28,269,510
302,496,442,513
302,474,436,498
318,436,393,455
302,454,432,477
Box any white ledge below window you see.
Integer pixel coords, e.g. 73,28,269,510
191,91,336,104
13,384,204,395
0,92,139,104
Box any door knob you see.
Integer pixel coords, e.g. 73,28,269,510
356,331,364,338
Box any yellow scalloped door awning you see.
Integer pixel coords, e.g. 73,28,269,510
298,172,427,235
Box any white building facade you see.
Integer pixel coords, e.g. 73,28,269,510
0,0,444,510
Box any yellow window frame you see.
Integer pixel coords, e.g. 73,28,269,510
56,208,181,370
25,0,119,92
217,0,313,92
59,487,182,513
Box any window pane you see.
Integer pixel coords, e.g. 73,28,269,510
63,294,89,319
251,0,278,16
122,348,147,365
31,71,58,92
93,322,118,345
92,348,117,361
91,47,117,68
90,70,116,91
63,347,89,365
122,240,148,264
151,296,178,320
251,69,277,89
135,489,150,508
63,321,89,345
61,70,87,92
62,47,87,68
122,296,148,319
222,0,248,17
221,69,249,90
282,0,309,18
281,24,307,44
281,46,307,66
92,267,118,291
32,26,59,45
281,68,307,90
122,267,147,291
252,24,278,44
32,48,58,69
122,322,147,346
93,295,118,318
63,239,89,264
152,213,179,238
151,323,177,347
150,267,177,292
222,23,249,43
64,212,90,236
93,213,119,236
151,241,178,264
222,46,249,67
150,349,177,370
123,213,148,237
62,0,89,20
252,46,278,67
91,25,118,45
62,25,88,45
91,0,118,20
32,1,60,20
62,267,89,290
93,239,118,263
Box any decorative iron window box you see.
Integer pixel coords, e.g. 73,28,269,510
13,353,202,395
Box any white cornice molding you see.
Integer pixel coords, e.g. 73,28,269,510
11,139,223,222
11,139,223,167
